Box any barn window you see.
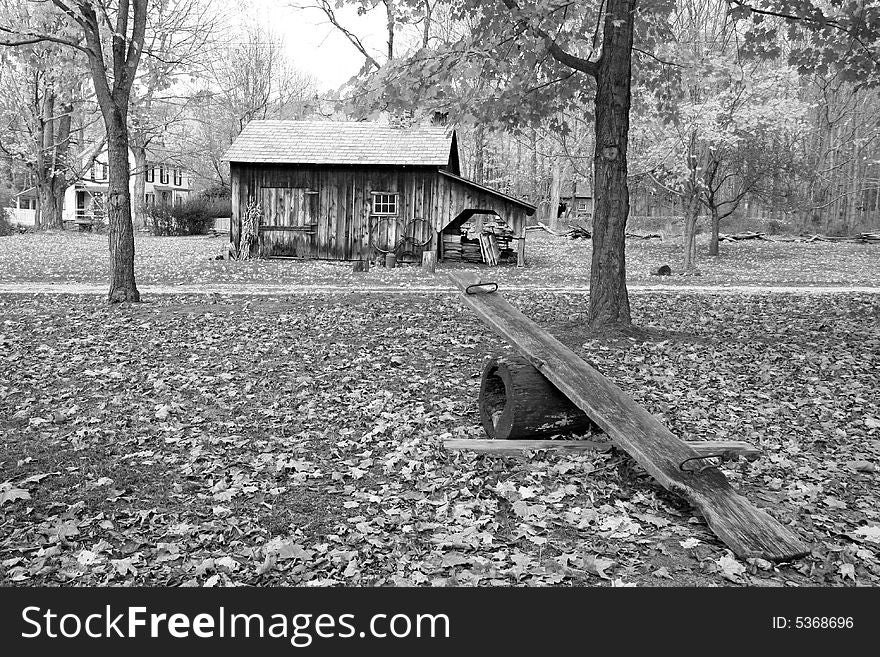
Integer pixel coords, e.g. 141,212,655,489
371,192,398,216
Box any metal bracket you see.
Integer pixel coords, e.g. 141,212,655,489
465,282,498,295
679,454,725,474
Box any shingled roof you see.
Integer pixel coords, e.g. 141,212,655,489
223,120,455,166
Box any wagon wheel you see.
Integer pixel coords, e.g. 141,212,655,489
369,216,403,254
405,218,434,248
393,236,423,264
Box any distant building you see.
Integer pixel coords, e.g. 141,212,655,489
5,145,191,228
223,120,536,264
561,181,592,220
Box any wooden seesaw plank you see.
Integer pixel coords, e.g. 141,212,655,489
449,272,808,561
444,438,762,461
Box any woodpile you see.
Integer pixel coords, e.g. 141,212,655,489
478,234,501,265
441,232,463,260
442,217,516,265
461,239,482,263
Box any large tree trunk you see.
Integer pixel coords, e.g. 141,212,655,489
708,206,720,256
106,115,140,303
38,181,65,230
588,0,635,328
32,90,71,230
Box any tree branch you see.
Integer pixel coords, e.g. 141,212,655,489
500,0,599,78
0,25,90,55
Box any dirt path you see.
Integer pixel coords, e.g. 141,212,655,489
0,282,878,296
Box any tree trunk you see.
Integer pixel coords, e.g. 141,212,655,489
132,143,147,229
47,104,73,230
35,183,49,230
530,127,538,202
385,0,395,60
708,206,720,256
39,181,65,230
422,0,432,48
682,191,699,271
479,354,596,440
473,122,485,184
548,157,563,232
32,89,71,230
588,0,635,328
106,115,140,303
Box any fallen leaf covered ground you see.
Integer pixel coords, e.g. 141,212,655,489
0,230,877,288
2,289,878,586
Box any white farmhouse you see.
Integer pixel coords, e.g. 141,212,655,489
7,145,191,229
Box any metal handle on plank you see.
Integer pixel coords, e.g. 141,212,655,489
465,282,498,295
679,454,725,474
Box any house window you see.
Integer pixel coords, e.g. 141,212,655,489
371,192,398,216
145,193,155,207
91,162,107,181
159,166,169,184
173,168,182,186
146,165,154,183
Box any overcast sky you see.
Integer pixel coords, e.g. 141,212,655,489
250,0,389,91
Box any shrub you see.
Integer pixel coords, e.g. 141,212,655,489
146,194,229,236
0,208,13,237
146,204,176,236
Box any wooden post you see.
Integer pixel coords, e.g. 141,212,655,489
422,251,436,273
361,240,370,272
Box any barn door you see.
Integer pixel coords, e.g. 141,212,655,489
258,187,318,257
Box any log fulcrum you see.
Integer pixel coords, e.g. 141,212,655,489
480,354,597,440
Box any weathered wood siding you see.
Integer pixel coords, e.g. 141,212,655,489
230,163,529,261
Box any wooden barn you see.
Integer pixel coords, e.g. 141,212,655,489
223,120,536,265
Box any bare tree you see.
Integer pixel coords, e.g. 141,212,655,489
2,0,149,302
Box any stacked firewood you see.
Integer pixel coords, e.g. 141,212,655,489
461,239,482,262
444,217,517,265
442,232,463,260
